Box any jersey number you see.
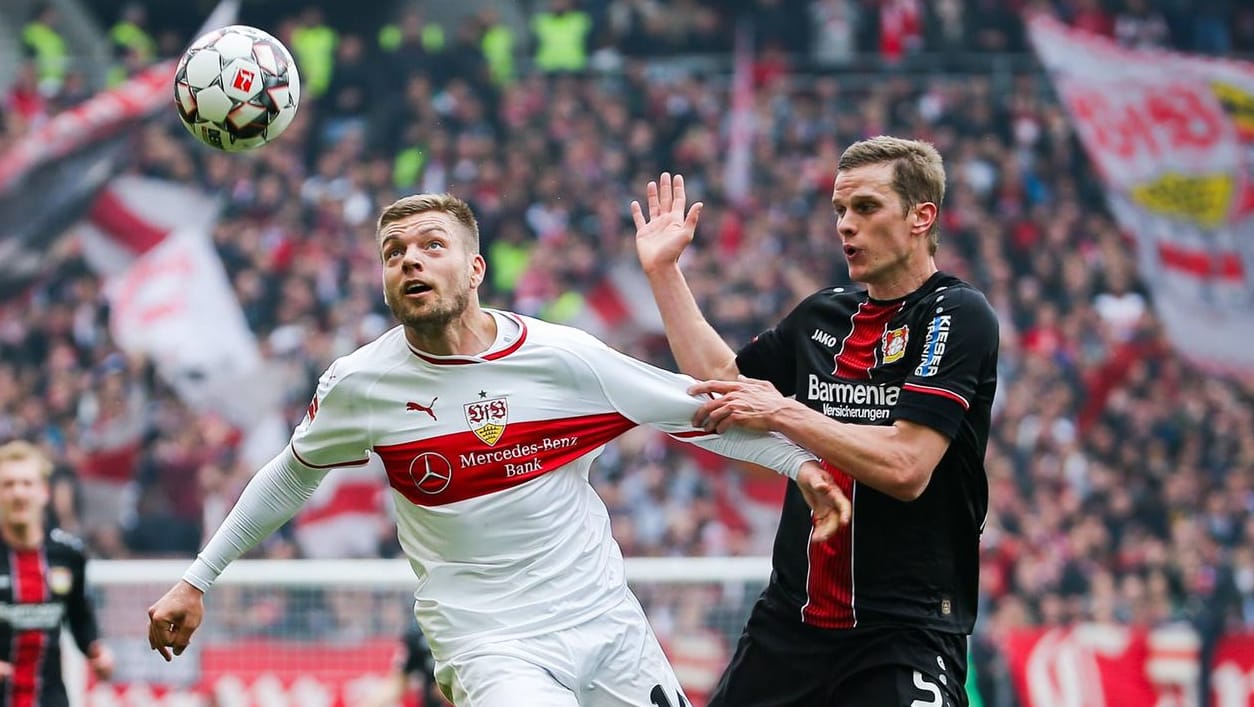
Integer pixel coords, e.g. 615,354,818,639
651,684,689,707
909,670,943,707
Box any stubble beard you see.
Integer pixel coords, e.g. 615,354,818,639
388,287,471,340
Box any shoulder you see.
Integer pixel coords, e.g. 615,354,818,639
321,327,409,387
515,314,604,351
912,277,999,337
918,277,995,317
804,286,865,309
48,527,88,556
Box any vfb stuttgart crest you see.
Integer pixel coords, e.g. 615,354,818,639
465,397,508,446
882,325,909,364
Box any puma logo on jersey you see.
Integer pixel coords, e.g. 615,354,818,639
406,397,438,421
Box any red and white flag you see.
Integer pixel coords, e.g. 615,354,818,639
1029,16,1254,372
77,176,286,466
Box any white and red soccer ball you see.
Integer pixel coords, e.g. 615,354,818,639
174,25,300,152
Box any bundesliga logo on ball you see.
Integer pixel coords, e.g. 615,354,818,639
173,25,301,152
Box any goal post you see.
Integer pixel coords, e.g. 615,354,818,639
76,557,772,707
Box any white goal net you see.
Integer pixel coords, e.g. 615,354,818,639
74,557,771,707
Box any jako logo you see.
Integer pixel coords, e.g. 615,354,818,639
914,315,951,377
232,68,255,92
811,329,841,348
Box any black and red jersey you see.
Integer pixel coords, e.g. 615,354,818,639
737,271,998,635
0,528,101,707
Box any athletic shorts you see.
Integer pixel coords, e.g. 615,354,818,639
433,592,689,707
707,600,968,707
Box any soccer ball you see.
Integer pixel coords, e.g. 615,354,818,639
174,25,300,152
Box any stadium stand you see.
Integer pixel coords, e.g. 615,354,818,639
3,1,1254,705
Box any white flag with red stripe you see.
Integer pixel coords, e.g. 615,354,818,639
79,176,286,466
1029,16,1254,371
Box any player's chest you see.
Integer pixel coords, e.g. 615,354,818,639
0,555,75,630
366,368,626,508
795,311,923,424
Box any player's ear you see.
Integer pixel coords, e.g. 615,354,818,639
469,254,486,289
912,202,937,238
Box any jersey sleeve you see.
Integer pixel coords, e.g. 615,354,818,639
892,287,999,439
566,332,817,479
57,533,101,655
290,360,372,469
735,296,809,395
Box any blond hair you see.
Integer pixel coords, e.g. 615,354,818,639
376,194,480,253
0,440,53,480
838,136,946,254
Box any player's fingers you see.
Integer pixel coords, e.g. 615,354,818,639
149,622,173,661
172,624,196,657
835,489,852,525
812,511,841,542
647,181,660,219
630,200,646,230
691,399,716,429
708,405,736,433
687,379,737,397
685,202,703,233
659,172,672,212
673,174,686,214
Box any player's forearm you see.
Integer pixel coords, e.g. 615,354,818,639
183,447,329,591
773,403,930,501
691,427,816,480
644,264,738,380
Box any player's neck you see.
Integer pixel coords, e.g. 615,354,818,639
1,521,43,550
864,256,938,301
404,305,498,357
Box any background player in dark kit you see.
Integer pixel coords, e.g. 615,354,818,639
0,440,114,707
633,136,999,706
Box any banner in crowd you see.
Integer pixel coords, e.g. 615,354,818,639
0,0,238,297
1028,16,1254,372
79,176,286,467
1003,624,1254,706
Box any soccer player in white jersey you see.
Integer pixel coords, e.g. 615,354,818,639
146,194,850,707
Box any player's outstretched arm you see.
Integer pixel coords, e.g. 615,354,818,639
632,172,739,381
147,446,331,661
689,377,951,502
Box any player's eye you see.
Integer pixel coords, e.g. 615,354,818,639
386,247,405,259
426,241,445,250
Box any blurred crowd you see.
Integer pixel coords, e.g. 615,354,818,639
4,0,1254,701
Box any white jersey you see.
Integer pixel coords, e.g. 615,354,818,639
290,311,813,658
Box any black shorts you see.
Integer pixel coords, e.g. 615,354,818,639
707,600,968,707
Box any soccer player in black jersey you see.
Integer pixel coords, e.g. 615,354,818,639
0,440,114,707
633,136,998,706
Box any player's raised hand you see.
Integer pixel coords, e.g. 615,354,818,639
147,580,205,661
795,462,851,542
632,172,703,274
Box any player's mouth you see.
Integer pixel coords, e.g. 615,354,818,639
843,245,859,260
402,281,433,298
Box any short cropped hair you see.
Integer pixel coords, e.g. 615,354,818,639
838,136,946,254
376,194,481,253
0,440,53,480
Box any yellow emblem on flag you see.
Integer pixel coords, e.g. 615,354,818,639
1211,81,1254,135
1129,172,1232,228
